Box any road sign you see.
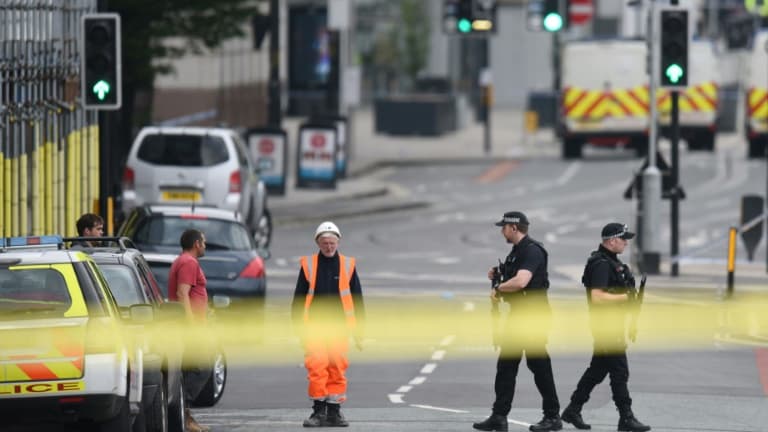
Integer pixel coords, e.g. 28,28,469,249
247,127,288,196
569,0,593,26
297,123,337,189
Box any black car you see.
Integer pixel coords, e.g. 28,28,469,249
117,204,268,313
67,236,187,432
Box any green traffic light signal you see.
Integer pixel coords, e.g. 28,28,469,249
457,18,472,33
543,12,563,32
92,80,111,101
664,64,684,84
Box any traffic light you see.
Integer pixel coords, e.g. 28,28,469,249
542,0,567,32
659,9,688,88
443,0,497,35
81,13,122,109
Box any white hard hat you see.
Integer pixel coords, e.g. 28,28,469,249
315,221,341,240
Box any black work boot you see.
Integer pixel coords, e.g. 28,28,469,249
303,400,327,427
529,415,563,431
473,413,508,431
325,402,349,427
618,406,651,432
561,403,591,430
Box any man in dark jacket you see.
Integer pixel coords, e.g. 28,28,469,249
560,223,650,432
473,211,561,432
292,221,365,428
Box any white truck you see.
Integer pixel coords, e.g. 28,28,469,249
559,38,650,159
745,30,768,158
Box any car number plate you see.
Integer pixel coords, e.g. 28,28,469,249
161,191,201,202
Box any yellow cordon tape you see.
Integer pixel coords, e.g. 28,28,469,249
2,295,767,366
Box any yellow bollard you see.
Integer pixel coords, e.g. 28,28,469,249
525,111,539,133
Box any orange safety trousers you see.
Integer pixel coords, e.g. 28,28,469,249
304,334,349,403
300,253,357,404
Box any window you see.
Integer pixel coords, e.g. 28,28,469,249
137,134,229,167
0,268,72,318
99,265,143,308
135,216,253,250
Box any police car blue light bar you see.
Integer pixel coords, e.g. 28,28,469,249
1,235,64,249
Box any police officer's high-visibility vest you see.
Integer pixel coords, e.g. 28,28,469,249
300,253,357,329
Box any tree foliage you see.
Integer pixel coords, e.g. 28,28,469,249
109,0,258,90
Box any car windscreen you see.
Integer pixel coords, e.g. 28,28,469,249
137,134,229,167
0,268,72,319
99,264,143,308
136,216,254,251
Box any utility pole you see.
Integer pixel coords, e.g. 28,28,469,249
641,0,662,274
267,0,281,127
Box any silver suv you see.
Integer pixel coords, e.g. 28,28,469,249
121,126,272,248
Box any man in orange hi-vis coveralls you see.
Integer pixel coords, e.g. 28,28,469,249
292,221,365,428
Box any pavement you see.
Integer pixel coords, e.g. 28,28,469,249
268,107,554,224
267,108,766,290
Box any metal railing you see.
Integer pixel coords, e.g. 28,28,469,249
1,0,98,238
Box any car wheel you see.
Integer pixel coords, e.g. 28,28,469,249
192,350,227,407
96,396,132,432
167,376,185,432
136,380,168,432
252,208,272,250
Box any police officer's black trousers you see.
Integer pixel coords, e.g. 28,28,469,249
492,346,560,417
569,347,631,408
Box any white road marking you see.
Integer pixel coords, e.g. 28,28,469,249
396,385,412,393
433,256,461,265
508,417,533,427
545,233,557,243
431,350,446,360
420,363,437,374
556,162,581,186
440,335,455,346
409,376,426,385
388,394,405,404
409,404,469,413
463,302,475,312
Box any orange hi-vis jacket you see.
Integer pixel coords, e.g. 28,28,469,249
300,253,357,330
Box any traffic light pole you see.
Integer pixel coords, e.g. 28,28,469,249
267,0,281,127
641,0,662,275
670,90,680,277
483,37,492,155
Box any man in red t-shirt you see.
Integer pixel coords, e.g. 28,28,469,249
168,229,210,432
169,229,208,322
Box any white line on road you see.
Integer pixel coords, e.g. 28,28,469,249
440,335,455,346
556,161,581,186
431,350,446,360
388,394,405,404
420,363,437,374
463,302,475,312
408,376,426,385
508,417,533,427
409,404,469,414
396,386,412,393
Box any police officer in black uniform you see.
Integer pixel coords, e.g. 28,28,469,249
560,223,650,432
473,211,562,432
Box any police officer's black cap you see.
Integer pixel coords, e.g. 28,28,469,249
494,211,530,227
601,222,635,240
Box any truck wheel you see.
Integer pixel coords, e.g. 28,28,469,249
748,138,765,159
690,132,715,152
562,138,582,159
631,137,649,158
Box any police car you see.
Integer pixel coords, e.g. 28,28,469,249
0,236,146,431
